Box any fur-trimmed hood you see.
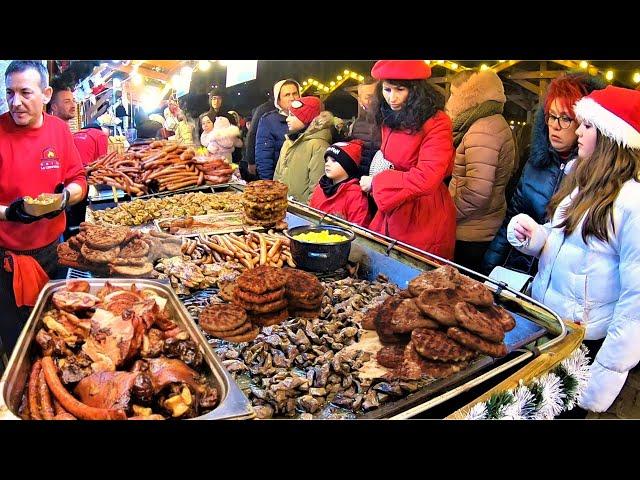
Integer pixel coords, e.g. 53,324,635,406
529,73,606,168
446,70,506,120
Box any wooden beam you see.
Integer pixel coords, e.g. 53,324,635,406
512,79,540,96
506,70,564,80
492,60,521,73
114,64,169,83
508,97,531,111
550,60,579,70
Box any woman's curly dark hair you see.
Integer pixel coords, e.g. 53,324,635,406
373,79,444,133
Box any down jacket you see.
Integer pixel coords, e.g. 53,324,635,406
448,114,515,241
274,112,334,203
507,179,640,412
369,111,456,259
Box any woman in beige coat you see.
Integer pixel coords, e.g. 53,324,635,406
446,69,515,272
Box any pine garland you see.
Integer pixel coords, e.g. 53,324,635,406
464,345,591,420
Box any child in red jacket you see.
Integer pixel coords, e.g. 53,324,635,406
309,140,372,227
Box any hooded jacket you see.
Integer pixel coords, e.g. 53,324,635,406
255,79,302,180
482,74,606,275
206,117,242,162
507,179,640,412
309,177,372,227
274,111,333,203
244,100,274,167
446,70,515,242
369,110,456,259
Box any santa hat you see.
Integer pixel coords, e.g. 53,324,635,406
289,96,322,125
371,60,431,80
574,85,640,149
324,140,364,178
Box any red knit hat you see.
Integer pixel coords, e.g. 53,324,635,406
289,96,322,125
324,140,364,178
574,85,640,149
371,60,431,80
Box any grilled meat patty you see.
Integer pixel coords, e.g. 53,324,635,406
454,302,505,343
415,287,460,326
236,265,287,294
480,304,516,332
411,328,475,362
447,327,508,358
376,344,407,369
390,298,440,333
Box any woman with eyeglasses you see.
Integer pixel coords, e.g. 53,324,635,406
482,73,605,276
359,60,456,259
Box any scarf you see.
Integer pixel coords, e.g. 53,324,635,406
319,175,350,198
452,100,504,148
3,253,50,307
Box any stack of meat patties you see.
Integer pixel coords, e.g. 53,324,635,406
232,265,289,327
242,180,288,227
56,222,154,277
283,269,324,318
199,303,259,343
363,264,516,381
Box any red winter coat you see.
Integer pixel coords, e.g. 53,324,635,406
369,111,456,259
309,178,372,227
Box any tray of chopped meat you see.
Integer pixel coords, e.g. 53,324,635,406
0,278,254,420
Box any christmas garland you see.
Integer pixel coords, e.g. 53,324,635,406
464,345,591,420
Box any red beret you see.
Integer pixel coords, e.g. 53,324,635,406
371,60,431,80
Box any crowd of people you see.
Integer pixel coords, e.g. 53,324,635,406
1,59,640,417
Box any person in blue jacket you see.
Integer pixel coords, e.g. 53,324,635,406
255,78,301,179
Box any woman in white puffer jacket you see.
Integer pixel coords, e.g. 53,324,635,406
507,85,640,414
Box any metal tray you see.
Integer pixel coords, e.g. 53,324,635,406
0,278,255,420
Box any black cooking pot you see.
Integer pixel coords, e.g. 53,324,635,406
284,225,355,272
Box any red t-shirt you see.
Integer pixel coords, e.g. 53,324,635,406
0,112,87,251
73,128,108,166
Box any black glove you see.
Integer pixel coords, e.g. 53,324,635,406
41,184,70,220
5,198,41,224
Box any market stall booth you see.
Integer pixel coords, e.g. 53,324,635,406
0,174,579,420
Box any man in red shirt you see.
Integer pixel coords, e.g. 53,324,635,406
73,124,108,166
0,61,87,355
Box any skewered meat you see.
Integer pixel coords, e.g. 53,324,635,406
390,298,439,333
454,302,505,342
447,327,508,358
74,371,154,410
411,328,476,362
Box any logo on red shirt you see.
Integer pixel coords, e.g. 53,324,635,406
40,147,60,170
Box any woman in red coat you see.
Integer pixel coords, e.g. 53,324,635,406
359,60,456,259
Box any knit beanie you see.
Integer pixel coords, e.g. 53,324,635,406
324,140,364,178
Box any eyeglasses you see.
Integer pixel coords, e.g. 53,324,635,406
545,113,575,129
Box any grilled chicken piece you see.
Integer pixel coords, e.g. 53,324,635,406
74,371,154,410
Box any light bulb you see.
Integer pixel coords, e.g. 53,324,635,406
480,64,489,71
606,70,614,81
633,72,640,83
579,61,588,69
450,63,458,70
198,60,210,71
337,75,342,80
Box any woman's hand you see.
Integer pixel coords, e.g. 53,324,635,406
511,214,538,244
360,175,373,193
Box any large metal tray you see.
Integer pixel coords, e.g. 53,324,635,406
0,278,255,420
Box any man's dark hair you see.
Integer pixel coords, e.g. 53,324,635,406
374,79,444,134
47,78,73,113
5,60,49,91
